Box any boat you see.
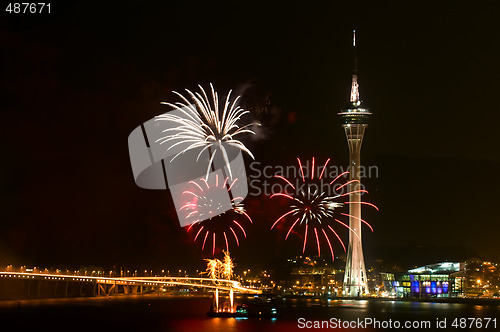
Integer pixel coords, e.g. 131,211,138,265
234,302,279,318
207,297,279,318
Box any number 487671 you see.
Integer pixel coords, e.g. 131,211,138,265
6,3,51,14
451,318,496,329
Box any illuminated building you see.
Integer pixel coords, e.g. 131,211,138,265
383,262,463,298
462,258,499,298
279,256,344,296
381,260,500,298
403,262,460,298
338,30,372,297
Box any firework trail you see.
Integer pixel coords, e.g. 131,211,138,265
155,84,258,180
180,175,253,256
270,157,377,260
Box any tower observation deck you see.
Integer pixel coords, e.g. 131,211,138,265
338,30,371,297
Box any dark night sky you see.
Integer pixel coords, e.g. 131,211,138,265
1,1,499,272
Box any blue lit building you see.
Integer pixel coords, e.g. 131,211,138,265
382,262,465,298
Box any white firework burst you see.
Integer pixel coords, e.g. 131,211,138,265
155,83,257,179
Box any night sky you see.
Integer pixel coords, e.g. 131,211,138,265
1,1,499,272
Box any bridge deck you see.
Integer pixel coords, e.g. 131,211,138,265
0,272,261,294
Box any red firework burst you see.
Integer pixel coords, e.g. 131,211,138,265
270,157,377,260
180,175,252,256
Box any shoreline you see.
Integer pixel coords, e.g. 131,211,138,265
277,295,500,305
1,293,499,308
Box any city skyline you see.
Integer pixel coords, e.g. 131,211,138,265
1,1,500,273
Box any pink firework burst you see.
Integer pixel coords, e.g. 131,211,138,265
270,157,377,260
180,175,252,256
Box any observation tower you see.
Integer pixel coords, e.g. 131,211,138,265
338,30,372,297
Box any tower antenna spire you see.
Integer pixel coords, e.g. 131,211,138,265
353,29,357,74
350,29,360,104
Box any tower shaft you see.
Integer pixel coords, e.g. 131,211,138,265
342,124,369,297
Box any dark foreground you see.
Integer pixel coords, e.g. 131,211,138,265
0,295,498,331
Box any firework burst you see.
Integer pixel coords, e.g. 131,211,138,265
180,175,252,256
155,83,257,180
270,157,377,260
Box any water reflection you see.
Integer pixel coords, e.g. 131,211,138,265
0,295,498,332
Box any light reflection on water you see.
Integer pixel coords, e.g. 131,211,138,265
0,295,498,332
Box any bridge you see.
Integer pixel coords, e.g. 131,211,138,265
0,271,261,300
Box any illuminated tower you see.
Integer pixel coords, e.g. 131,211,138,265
338,30,371,297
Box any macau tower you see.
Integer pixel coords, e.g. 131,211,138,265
338,30,372,297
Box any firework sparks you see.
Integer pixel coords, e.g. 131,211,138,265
204,258,221,280
221,250,234,280
202,250,234,281
270,157,376,260
181,176,252,256
155,84,258,180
